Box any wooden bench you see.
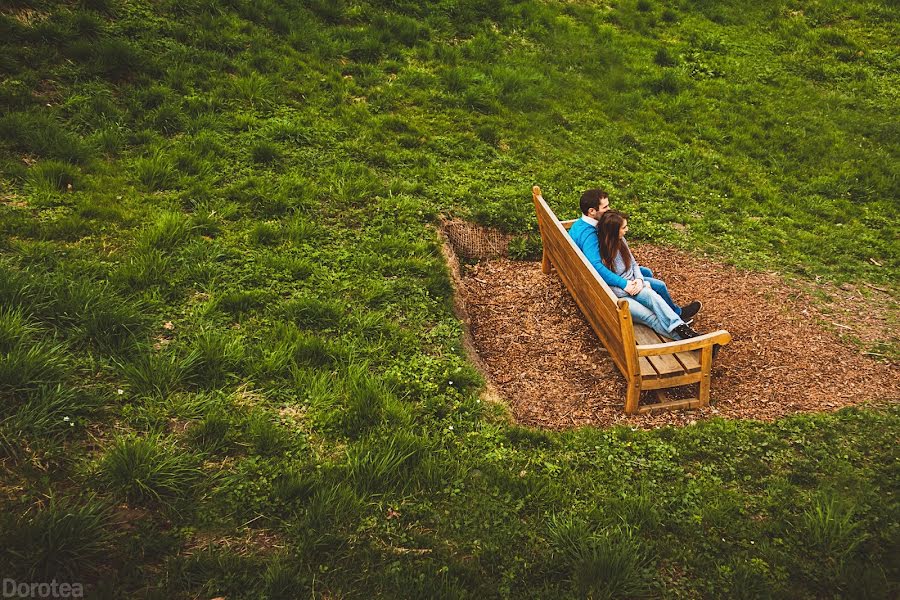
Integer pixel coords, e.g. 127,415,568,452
532,186,732,414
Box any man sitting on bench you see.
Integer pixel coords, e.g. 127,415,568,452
573,188,702,323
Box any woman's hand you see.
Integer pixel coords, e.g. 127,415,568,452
625,279,643,295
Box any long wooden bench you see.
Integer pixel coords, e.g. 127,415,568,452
532,186,732,414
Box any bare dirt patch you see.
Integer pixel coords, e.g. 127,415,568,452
456,245,899,430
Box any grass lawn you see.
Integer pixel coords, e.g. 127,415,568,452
0,0,897,597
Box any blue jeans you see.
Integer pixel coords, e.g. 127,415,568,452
621,286,687,340
640,266,681,315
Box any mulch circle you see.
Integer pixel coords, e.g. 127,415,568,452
458,245,899,430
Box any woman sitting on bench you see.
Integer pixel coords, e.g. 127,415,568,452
597,210,700,341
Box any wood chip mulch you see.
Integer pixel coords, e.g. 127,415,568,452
457,245,899,430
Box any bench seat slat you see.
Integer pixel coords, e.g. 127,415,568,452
632,325,684,376
673,349,701,373
639,357,659,379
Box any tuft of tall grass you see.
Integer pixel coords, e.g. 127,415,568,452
63,85,123,132
187,409,231,453
94,37,149,81
263,554,306,600
263,253,314,280
276,173,315,214
346,432,422,494
252,328,336,381
0,307,36,353
272,466,317,504
264,117,312,145
187,204,223,238
115,247,171,291
649,70,683,95
373,11,428,47
654,47,677,67
283,215,320,243
149,102,185,135
247,411,288,456
0,341,71,399
98,434,203,506
338,368,392,437
135,150,176,191
137,210,196,250
172,146,210,177
0,110,94,164
38,213,92,242
215,289,271,318
189,129,225,157
0,265,33,310
250,139,281,165
801,493,867,561
40,279,149,350
324,160,384,206
92,123,125,156
0,385,101,460
72,10,103,39
493,65,544,111
249,221,282,246
307,0,346,24
79,298,145,351
614,484,662,532
300,482,362,551
548,516,655,599
76,194,125,222
117,348,200,398
293,331,337,367
27,160,80,193
280,295,342,330
190,326,244,389
230,73,273,107
2,496,117,580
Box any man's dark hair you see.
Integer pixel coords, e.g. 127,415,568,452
579,188,609,215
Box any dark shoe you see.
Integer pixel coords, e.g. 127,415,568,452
673,323,700,340
680,300,702,322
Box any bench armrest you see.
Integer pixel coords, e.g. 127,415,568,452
636,330,732,357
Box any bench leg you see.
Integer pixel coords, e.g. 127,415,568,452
698,347,712,408
625,378,641,415
541,251,551,275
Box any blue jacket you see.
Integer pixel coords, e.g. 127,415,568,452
568,217,629,289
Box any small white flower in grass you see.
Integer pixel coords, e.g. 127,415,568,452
448,425,454,431
63,416,70,422
117,389,124,395
448,380,454,386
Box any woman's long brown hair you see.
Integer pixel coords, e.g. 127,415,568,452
597,210,631,272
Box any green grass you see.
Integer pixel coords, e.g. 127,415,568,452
98,434,204,508
1,496,118,580
0,0,897,597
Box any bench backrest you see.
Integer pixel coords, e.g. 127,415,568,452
531,187,636,376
